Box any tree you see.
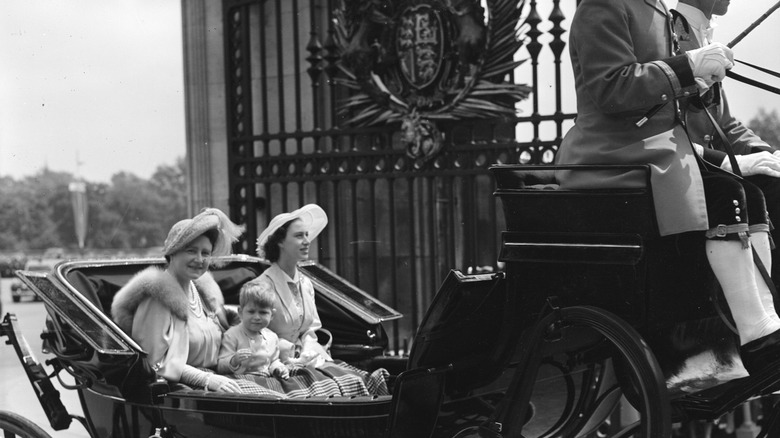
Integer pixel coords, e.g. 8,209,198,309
150,157,188,233
0,158,188,252
0,177,33,250
748,108,780,147
12,171,69,250
104,172,173,249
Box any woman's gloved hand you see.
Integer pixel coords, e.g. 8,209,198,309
207,374,242,393
722,151,780,177
686,42,734,91
278,339,296,362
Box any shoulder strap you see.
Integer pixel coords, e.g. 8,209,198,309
702,105,741,176
670,9,691,34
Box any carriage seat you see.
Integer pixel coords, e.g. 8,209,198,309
490,164,719,333
62,261,263,317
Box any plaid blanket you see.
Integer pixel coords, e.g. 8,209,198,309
227,361,389,398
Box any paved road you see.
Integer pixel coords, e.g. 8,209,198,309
0,278,86,438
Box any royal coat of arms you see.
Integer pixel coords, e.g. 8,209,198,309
333,0,531,161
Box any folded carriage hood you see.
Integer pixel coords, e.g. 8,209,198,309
15,260,142,356
298,260,402,324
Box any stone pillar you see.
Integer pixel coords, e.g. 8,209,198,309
181,0,229,215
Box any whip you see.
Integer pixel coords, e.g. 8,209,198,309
636,1,780,127
727,0,780,48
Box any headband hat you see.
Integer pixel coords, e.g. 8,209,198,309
163,208,245,258
256,204,328,259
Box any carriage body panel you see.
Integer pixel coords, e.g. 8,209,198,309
492,164,720,333
77,387,393,438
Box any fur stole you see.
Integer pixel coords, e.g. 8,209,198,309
111,266,225,333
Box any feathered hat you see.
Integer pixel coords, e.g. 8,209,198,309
163,208,245,260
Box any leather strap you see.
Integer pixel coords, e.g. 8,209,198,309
754,246,780,305
735,59,780,80
702,105,742,176
701,106,780,315
726,70,780,96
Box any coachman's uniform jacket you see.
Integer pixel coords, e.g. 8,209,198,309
555,0,707,236
672,10,778,162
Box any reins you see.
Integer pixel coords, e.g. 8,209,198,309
699,104,780,327
724,0,780,96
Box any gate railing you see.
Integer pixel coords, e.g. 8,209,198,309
222,0,575,352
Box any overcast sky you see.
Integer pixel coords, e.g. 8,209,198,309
0,0,185,183
1,0,779,183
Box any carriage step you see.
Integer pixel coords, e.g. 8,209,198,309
671,359,780,421
0,313,72,430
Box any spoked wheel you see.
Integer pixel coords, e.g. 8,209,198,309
0,410,52,438
523,306,671,438
448,305,670,438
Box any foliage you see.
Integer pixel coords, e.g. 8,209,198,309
0,159,187,251
748,108,780,147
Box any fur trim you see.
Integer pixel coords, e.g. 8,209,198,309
195,271,224,312
111,267,225,333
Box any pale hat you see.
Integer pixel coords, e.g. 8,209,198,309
256,204,328,258
163,208,245,258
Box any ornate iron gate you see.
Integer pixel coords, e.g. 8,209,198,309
222,0,574,351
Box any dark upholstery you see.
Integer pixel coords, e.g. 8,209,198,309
384,365,450,438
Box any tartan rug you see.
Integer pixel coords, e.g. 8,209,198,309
223,361,389,398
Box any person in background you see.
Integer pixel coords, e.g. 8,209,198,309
554,0,780,375
673,0,780,290
112,208,245,392
218,283,290,379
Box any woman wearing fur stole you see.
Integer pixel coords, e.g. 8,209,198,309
111,208,245,393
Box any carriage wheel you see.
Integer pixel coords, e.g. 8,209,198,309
447,306,670,438
536,306,671,437
474,306,670,438
0,410,53,438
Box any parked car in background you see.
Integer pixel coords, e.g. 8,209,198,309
0,253,26,278
11,260,55,302
42,247,65,260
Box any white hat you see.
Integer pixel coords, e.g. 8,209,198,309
256,204,328,258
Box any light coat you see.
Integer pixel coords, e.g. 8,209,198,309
111,267,228,382
245,263,330,360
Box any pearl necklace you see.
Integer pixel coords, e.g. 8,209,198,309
188,282,204,318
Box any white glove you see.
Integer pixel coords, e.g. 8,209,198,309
206,374,242,393
686,42,734,91
721,151,780,177
773,150,780,158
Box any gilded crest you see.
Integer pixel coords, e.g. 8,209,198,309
397,4,445,89
333,0,531,161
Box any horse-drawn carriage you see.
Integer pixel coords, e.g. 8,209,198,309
3,164,780,437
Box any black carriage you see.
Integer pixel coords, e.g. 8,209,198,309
5,164,780,437
413,164,780,436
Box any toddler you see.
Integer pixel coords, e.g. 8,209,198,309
218,284,289,379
